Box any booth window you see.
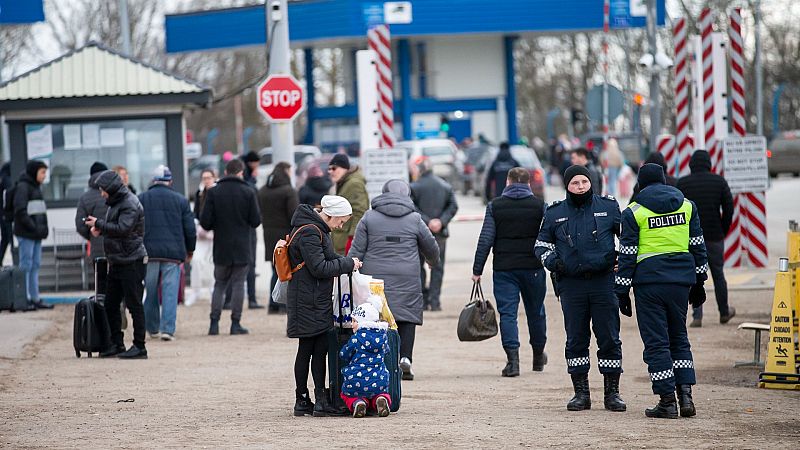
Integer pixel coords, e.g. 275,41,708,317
24,118,167,203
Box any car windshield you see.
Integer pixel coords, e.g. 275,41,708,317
423,146,453,157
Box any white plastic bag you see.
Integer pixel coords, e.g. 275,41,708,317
272,279,288,305
351,271,373,305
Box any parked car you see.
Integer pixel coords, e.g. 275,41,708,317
474,145,545,201
581,132,646,170
462,144,491,195
768,131,800,177
257,145,321,187
396,139,461,190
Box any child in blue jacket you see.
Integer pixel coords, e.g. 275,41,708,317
339,302,391,418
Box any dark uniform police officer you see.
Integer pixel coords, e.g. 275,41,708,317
535,165,625,412
615,163,708,419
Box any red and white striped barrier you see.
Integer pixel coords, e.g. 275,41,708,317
367,25,395,149
743,192,768,267
673,18,692,179
699,8,720,173
656,134,677,177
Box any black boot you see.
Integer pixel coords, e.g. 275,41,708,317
230,320,249,335
603,373,626,412
645,392,679,419
677,384,696,417
117,345,147,359
567,373,591,411
532,349,548,372
501,347,520,377
99,344,125,358
208,318,219,336
312,388,344,417
293,388,314,417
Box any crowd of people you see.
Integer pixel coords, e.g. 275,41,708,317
0,140,737,419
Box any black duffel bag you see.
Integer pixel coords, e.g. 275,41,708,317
457,281,498,342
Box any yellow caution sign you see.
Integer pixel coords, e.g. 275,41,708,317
759,258,800,389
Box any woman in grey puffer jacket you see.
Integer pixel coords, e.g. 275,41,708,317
349,179,439,381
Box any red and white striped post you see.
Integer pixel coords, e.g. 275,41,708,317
657,134,677,176
367,25,395,148
699,8,719,173
673,17,691,180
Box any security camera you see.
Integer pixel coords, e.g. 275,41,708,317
654,52,674,69
638,53,654,68
270,1,282,22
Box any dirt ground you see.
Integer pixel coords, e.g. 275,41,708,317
2,216,800,449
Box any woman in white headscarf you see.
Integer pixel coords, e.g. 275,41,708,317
286,195,362,417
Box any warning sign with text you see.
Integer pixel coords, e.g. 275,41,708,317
723,136,768,193
362,149,409,200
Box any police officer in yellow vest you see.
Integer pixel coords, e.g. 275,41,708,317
615,163,709,419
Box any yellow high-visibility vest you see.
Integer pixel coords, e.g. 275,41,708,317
628,200,693,263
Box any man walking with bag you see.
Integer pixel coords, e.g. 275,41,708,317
200,159,261,335
472,167,548,377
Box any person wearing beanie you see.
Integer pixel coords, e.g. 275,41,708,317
615,163,709,419
285,195,361,417
84,170,148,358
484,142,520,202
76,162,112,261
570,147,604,195
349,179,440,381
298,165,332,207
12,160,52,310
338,302,392,418
410,156,459,313
631,152,678,201
472,167,548,377
327,153,369,255
139,165,197,341
676,150,736,327
535,164,625,413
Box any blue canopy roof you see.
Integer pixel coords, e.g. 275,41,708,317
166,0,665,53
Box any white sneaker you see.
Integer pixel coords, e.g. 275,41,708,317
148,332,162,340
161,333,175,341
399,357,414,381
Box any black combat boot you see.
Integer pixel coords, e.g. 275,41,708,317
603,373,626,412
677,384,696,417
293,387,314,416
208,318,219,336
501,347,520,377
645,392,679,419
532,348,548,372
312,388,345,417
567,373,591,411
230,320,249,335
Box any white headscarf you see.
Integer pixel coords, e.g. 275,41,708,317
320,195,352,217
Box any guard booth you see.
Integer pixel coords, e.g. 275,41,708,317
0,42,211,291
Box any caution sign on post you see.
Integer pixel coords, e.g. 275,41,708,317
759,258,800,389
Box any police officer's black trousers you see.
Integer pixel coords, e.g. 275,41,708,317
633,283,696,395
559,275,622,375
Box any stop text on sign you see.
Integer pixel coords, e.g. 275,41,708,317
256,74,305,122
260,90,301,108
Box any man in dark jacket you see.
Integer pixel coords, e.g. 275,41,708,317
411,158,459,311
227,151,263,310
1,162,13,263
570,148,604,195
139,165,197,341
200,159,261,335
75,162,109,261
258,162,299,313
13,160,53,310
631,152,678,201
298,165,332,207
473,167,548,377
484,142,520,202
85,170,148,359
677,150,736,327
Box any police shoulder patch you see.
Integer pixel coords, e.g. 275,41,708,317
546,200,562,209
603,195,617,201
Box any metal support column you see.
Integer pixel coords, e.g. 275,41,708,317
304,47,315,144
398,39,413,141
503,36,518,144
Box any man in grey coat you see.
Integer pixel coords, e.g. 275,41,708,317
410,158,458,312
350,179,440,381
75,162,110,261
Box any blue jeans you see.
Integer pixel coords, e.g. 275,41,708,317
492,268,547,351
17,237,42,302
144,261,180,335
606,167,620,196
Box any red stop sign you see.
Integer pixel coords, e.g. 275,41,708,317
257,75,305,122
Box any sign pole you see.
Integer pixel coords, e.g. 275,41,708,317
647,0,661,148
267,0,294,168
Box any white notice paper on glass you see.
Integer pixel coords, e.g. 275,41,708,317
25,124,54,159
82,124,100,148
100,128,125,147
63,124,82,149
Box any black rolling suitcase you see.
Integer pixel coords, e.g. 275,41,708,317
386,327,402,412
0,265,28,312
326,274,354,415
73,258,111,357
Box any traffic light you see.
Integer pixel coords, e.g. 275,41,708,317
633,93,644,106
439,114,450,133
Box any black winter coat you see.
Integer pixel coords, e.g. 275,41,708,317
139,184,196,262
13,172,49,240
286,204,355,338
258,172,299,261
298,176,332,207
410,171,459,238
199,176,261,266
676,151,734,241
94,171,147,265
75,171,108,259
